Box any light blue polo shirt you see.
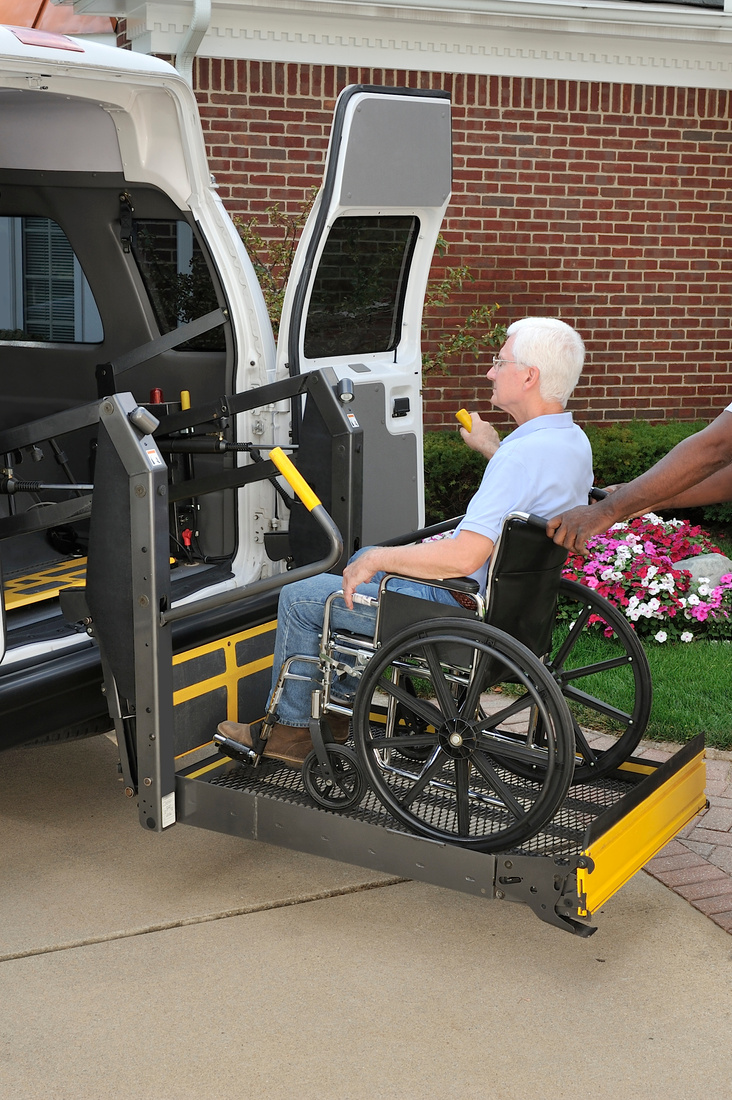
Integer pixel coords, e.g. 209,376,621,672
454,412,593,592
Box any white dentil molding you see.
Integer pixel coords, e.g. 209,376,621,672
71,0,732,88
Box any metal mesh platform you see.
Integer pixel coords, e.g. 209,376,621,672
208,738,634,859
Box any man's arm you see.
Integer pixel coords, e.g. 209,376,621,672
341,530,493,609
547,410,732,553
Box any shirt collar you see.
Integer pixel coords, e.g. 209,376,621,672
501,411,574,445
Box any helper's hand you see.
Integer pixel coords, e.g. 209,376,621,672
341,548,381,609
546,505,607,555
459,412,500,459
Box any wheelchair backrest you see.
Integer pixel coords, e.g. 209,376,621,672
485,512,568,659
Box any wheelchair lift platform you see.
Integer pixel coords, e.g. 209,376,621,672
80,392,706,939
176,732,706,936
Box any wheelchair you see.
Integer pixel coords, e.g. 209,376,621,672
216,511,653,854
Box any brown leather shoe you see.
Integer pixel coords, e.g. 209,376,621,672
326,715,351,743
216,721,311,767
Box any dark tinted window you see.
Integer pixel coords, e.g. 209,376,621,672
131,220,224,351
303,215,419,359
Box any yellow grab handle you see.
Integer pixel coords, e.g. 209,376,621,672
456,408,472,432
180,390,191,411
270,446,321,512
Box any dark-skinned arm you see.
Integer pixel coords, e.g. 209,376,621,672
547,410,732,554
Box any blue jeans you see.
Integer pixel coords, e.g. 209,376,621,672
268,568,459,726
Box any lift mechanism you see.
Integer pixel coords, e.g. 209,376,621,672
75,390,706,936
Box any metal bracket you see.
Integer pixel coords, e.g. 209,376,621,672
494,852,597,937
119,191,134,253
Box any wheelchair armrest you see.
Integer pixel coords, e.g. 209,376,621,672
376,572,479,598
379,572,479,596
439,576,480,594
377,516,465,548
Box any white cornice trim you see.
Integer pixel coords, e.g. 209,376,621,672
73,0,732,87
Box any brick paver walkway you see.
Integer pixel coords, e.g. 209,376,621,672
638,745,732,934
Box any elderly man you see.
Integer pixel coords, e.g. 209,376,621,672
218,316,593,766
547,401,732,553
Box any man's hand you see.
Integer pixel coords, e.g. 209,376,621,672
341,547,382,609
459,412,500,459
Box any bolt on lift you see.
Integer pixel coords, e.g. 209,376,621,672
65,389,706,937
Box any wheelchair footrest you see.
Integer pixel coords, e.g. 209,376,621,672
213,731,259,766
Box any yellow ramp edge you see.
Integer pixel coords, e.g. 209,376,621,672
577,742,707,917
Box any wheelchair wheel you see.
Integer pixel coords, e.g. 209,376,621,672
302,745,365,811
545,579,653,781
351,618,575,852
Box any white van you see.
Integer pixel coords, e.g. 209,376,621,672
0,25,452,750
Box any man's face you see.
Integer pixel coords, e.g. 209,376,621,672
486,334,527,418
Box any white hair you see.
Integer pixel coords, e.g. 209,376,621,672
506,317,585,407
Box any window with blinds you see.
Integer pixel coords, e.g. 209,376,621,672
0,216,102,343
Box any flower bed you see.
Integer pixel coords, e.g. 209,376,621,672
561,514,732,644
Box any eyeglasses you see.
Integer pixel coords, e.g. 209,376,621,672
491,355,520,368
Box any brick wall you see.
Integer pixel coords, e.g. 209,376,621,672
192,58,732,433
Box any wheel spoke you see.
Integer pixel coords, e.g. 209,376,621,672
375,673,444,729
481,691,538,727
367,732,437,750
571,718,600,767
562,684,632,725
459,649,495,719
454,758,471,836
547,603,592,670
423,642,459,718
470,751,524,819
398,748,444,808
557,654,633,682
475,728,552,769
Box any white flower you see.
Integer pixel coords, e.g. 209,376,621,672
680,632,693,643
654,630,668,643
697,584,711,597
687,594,700,606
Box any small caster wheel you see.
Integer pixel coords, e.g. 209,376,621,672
302,744,365,811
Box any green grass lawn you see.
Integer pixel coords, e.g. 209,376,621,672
642,640,732,748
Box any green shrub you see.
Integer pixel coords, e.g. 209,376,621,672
584,419,732,526
423,419,732,527
583,420,707,485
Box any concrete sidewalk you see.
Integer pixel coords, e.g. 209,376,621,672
2,735,732,1100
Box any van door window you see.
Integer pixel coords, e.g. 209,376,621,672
131,219,224,351
0,216,103,343
303,215,419,359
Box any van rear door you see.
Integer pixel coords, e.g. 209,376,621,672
276,86,452,546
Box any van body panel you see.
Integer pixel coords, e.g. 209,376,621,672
0,33,452,749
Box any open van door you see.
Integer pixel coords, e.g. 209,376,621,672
276,86,452,552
